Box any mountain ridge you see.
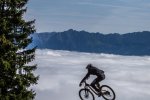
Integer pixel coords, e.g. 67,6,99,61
31,29,150,55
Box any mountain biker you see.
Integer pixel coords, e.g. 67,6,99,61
79,64,105,94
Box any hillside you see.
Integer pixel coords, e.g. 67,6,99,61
31,29,150,55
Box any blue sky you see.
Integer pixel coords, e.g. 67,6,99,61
26,0,150,34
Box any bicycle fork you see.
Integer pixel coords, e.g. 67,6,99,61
84,86,90,98
84,89,89,98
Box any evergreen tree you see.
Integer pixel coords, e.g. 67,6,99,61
0,0,38,99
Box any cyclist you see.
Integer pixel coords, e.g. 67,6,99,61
79,64,105,94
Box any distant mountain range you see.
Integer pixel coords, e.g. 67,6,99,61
31,29,150,55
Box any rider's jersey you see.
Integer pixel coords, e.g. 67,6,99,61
80,65,105,83
87,66,104,76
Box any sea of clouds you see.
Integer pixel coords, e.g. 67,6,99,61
32,49,150,100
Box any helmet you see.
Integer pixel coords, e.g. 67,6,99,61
86,64,92,69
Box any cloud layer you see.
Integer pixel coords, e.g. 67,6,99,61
33,49,150,100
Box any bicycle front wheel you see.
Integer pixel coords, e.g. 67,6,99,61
79,89,95,100
100,85,116,100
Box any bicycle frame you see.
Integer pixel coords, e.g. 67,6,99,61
83,81,99,96
80,81,116,100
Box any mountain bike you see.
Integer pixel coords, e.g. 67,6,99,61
79,81,116,100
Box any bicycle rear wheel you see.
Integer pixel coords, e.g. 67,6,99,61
79,89,95,100
100,85,116,100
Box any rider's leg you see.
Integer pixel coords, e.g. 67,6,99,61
96,82,100,89
95,77,104,97
90,77,101,92
97,74,105,88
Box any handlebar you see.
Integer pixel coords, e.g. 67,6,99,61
83,81,90,86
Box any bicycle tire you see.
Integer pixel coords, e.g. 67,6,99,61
79,89,95,100
100,85,116,100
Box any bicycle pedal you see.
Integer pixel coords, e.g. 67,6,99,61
98,93,101,97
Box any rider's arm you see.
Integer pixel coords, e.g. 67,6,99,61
80,72,90,84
